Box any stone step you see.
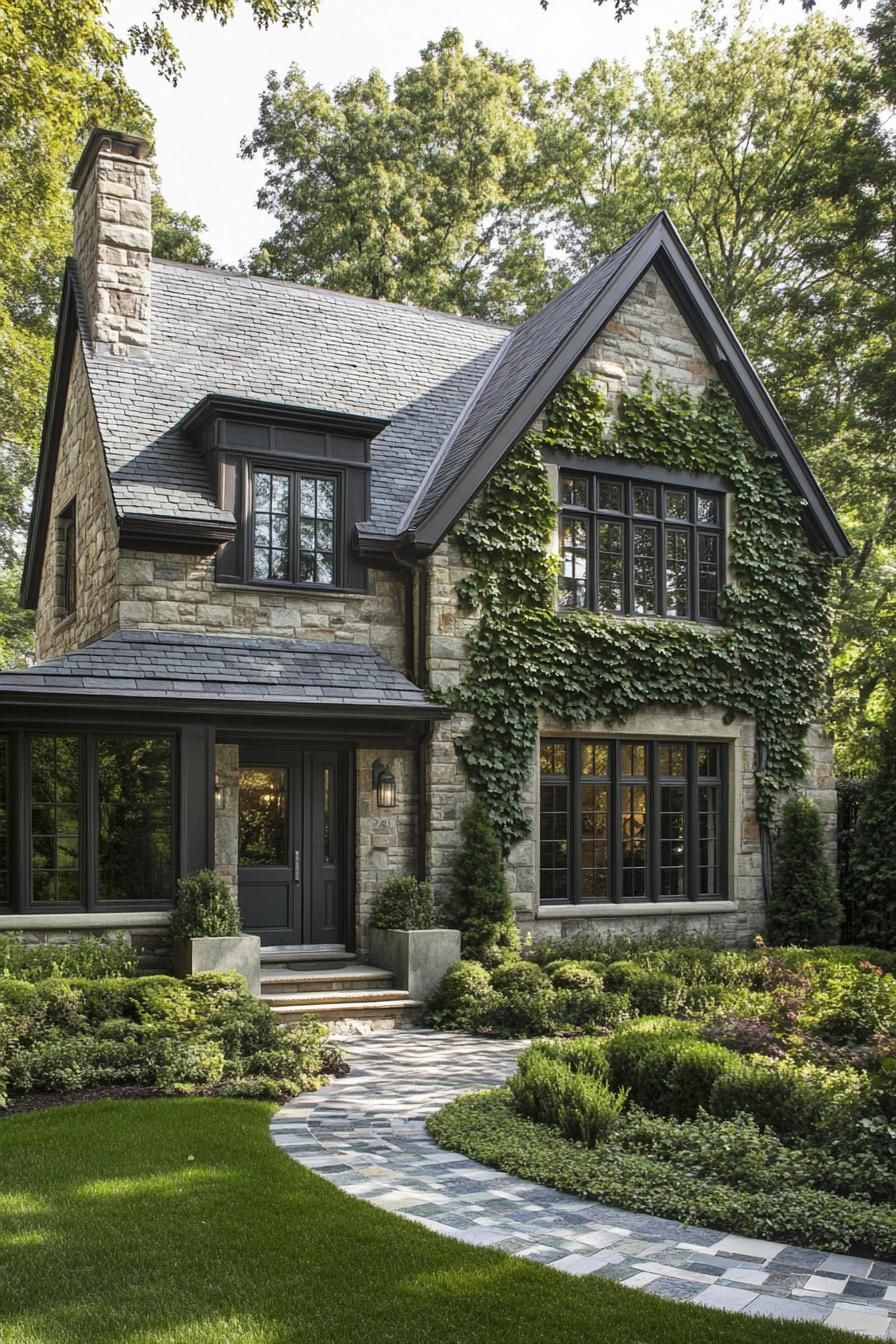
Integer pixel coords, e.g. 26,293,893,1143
262,987,404,1007
260,945,356,969
268,997,424,1030
261,966,394,995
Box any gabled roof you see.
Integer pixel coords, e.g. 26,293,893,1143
0,630,444,717
21,212,847,612
82,260,508,534
401,213,849,557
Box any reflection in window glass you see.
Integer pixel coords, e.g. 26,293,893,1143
98,737,173,902
598,481,623,512
540,742,568,775
559,518,589,609
539,776,569,902
633,526,657,615
31,736,80,903
665,490,689,520
699,533,720,620
322,767,332,865
659,743,686,776
633,486,657,516
561,475,588,507
598,522,624,613
239,767,288,867
665,530,689,617
253,471,290,580
298,476,335,584
697,493,719,525
699,785,721,896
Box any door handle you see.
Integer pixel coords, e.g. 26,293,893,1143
293,849,301,884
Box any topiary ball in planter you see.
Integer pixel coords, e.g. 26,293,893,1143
170,869,260,997
368,875,460,1002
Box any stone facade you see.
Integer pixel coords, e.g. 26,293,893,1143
35,348,120,661
356,747,417,954
72,133,152,356
117,552,408,672
420,267,836,947
214,744,240,894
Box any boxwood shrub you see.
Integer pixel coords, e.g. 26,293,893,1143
0,971,342,1107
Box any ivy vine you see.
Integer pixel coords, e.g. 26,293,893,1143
447,373,832,851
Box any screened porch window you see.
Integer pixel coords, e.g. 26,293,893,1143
559,472,724,621
539,738,726,905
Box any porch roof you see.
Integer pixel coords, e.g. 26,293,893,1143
0,630,444,718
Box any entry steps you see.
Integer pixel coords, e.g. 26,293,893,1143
260,947,423,1033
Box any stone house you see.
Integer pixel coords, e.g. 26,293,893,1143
0,129,847,985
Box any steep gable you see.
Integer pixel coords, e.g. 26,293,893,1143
402,213,848,558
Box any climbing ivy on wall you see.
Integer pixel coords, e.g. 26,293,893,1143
448,373,832,851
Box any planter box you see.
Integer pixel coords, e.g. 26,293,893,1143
368,927,461,1003
172,935,261,997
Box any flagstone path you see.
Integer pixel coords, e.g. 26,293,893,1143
270,1029,896,1338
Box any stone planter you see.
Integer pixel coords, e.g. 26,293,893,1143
368,927,462,1003
172,934,261,997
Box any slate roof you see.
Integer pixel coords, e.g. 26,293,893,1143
0,630,441,713
402,222,652,530
81,262,508,533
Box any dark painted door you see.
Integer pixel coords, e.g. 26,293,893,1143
237,751,345,946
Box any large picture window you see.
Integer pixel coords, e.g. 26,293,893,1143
252,468,337,586
26,733,175,909
539,738,726,905
559,472,724,621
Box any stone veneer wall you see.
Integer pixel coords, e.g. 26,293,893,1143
422,266,837,945
35,347,120,660
117,553,408,672
356,747,417,955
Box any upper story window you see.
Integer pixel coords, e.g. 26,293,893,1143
252,469,337,586
558,471,724,622
57,499,76,621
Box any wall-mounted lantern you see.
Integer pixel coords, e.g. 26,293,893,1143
214,773,224,810
372,759,397,808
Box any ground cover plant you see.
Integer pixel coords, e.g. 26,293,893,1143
427,938,896,1256
0,1097,863,1344
0,970,342,1110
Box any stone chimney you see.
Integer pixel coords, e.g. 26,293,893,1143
70,129,152,355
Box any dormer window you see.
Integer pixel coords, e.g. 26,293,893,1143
251,469,337,585
179,396,386,595
558,469,725,622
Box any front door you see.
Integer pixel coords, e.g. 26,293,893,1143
237,749,344,945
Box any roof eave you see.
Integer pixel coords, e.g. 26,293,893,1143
407,214,850,560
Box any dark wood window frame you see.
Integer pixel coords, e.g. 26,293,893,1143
18,731,178,914
57,497,76,622
247,461,341,589
539,737,728,906
558,467,726,623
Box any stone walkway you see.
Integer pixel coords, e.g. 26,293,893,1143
270,1029,896,1339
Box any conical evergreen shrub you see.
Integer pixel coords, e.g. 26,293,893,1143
442,798,519,965
767,795,842,946
847,710,896,949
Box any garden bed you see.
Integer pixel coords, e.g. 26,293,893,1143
426,938,896,1258
0,935,343,1107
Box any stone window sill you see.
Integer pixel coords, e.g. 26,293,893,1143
536,901,737,919
52,613,77,635
0,910,172,930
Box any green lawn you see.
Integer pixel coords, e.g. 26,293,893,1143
0,1098,857,1344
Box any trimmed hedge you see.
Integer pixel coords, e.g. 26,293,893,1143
427,1089,896,1259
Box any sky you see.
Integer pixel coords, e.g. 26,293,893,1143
105,0,861,266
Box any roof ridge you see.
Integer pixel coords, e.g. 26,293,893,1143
151,258,513,333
